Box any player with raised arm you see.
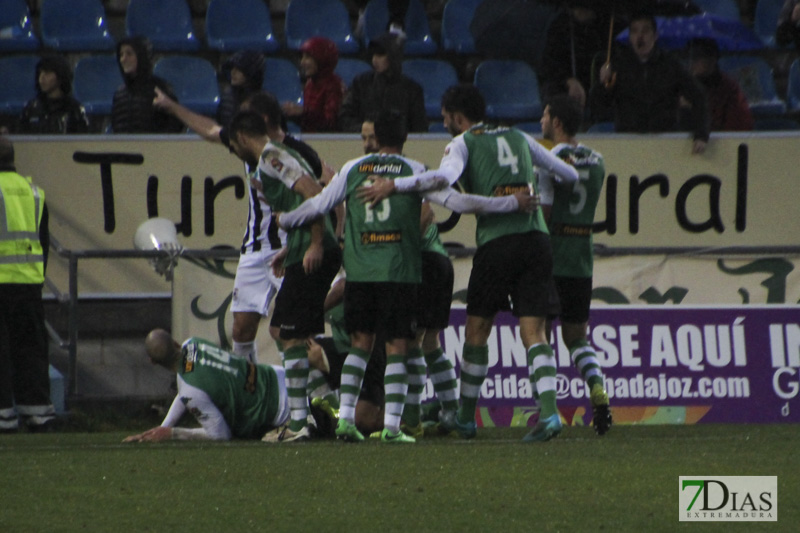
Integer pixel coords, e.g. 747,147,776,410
539,95,612,435
277,110,535,443
358,84,580,441
227,110,342,442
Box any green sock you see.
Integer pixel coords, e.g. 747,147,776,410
528,343,558,419
284,344,309,431
458,343,488,424
424,347,459,412
402,348,426,426
570,339,604,390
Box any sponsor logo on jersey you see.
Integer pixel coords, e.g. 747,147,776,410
493,182,529,197
361,231,402,244
183,345,197,373
551,222,592,237
270,158,284,172
357,162,403,175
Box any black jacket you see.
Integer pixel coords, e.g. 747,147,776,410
111,36,184,133
591,45,709,141
19,96,89,134
338,33,428,133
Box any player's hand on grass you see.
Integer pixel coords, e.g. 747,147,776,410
357,176,395,208
303,242,323,274
123,426,172,443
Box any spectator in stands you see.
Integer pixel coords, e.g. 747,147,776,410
218,50,265,129
0,136,57,433
281,37,344,132
338,32,428,133
539,0,611,117
776,0,800,49
591,10,709,154
681,38,753,132
18,55,89,134
111,36,184,133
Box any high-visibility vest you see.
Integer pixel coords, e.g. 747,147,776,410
0,171,45,284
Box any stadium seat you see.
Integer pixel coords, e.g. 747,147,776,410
0,54,39,114
285,0,360,55
205,0,279,53
263,58,303,107
719,55,786,116
154,56,220,116
786,59,800,112
441,0,481,54
72,54,123,115
753,117,800,130
693,0,740,20
126,0,200,52
754,0,784,48
335,57,371,88
474,60,542,121
0,0,39,51
586,121,616,133
402,58,458,118
362,0,437,56
40,0,115,52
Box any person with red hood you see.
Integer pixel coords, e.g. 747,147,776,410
281,37,343,132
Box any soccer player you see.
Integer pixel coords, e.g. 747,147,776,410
539,95,612,435
153,89,324,365
123,329,290,441
359,84,580,441
228,110,342,441
277,110,536,443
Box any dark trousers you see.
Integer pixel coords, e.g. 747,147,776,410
0,284,53,424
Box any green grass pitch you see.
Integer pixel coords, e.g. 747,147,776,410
1,423,796,532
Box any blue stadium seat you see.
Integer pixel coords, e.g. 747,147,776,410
441,0,481,54
362,0,437,56
72,54,123,115
474,60,542,121
40,0,115,52
0,54,39,114
754,0,784,48
263,58,303,106
586,121,616,133
753,117,800,130
205,0,279,53
693,0,740,20
154,56,220,116
402,59,458,118
335,57,371,88
0,0,39,51
285,0,360,55
786,59,800,112
719,55,786,116
126,0,200,52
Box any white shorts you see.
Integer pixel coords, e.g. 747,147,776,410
230,249,283,316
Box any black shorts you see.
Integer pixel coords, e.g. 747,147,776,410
344,281,417,340
466,231,553,318
270,246,342,339
316,336,386,406
554,275,592,324
418,251,454,330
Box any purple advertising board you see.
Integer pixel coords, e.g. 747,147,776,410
436,306,800,427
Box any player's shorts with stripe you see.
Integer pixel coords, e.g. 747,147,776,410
466,230,553,318
231,249,283,316
270,246,342,340
344,281,417,341
554,275,592,324
418,251,454,330
314,336,386,407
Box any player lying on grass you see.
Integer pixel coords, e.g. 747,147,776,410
124,329,301,442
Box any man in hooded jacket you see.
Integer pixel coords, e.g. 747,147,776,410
111,36,184,134
218,50,265,129
18,55,89,134
338,32,427,133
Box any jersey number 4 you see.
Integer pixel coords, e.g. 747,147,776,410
496,137,519,175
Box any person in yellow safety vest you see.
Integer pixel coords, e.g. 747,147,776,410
0,136,56,433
